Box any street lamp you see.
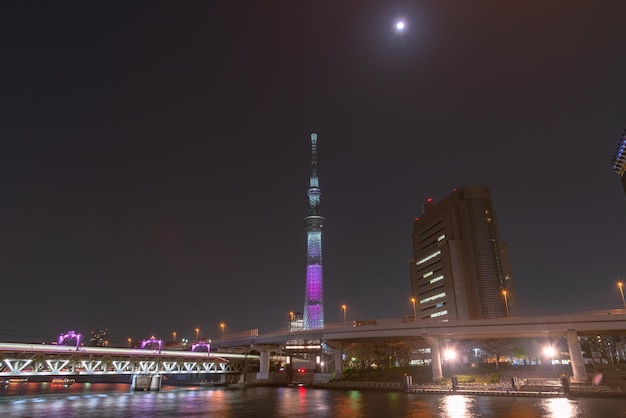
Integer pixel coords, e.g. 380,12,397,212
444,349,456,362
411,297,417,323
544,346,556,362
172,332,176,344
195,328,200,341
618,282,626,310
220,322,225,337
502,290,510,318
443,348,456,378
127,338,131,347
342,305,347,327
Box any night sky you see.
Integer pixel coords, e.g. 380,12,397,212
2,1,625,345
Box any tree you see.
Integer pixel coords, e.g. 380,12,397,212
480,339,514,370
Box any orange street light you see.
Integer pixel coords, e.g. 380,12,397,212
411,297,417,323
127,338,131,347
172,331,177,343
195,328,200,341
618,282,626,310
502,290,511,318
342,305,347,326
220,323,225,337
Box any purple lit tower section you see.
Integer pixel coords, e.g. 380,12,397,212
303,133,325,330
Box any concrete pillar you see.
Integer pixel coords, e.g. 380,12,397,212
334,342,343,379
567,329,588,382
423,335,443,381
256,351,270,380
149,375,161,391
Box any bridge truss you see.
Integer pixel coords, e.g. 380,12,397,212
0,343,255,378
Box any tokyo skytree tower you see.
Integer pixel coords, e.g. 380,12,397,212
303,133,325,329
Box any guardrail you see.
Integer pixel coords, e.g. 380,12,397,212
313,381,404,390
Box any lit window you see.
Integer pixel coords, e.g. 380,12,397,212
420,292,445,304
431,310,448,318
416,250,441,266
429,275,443,284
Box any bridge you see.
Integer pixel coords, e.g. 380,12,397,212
0,342,259,390
3,310,626,387
212,309,626,384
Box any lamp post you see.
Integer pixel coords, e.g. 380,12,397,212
502,290,510,318
172,332,176,344
195,328,200,341
127,338,131,348
618,282,626,310
544,345,557,377
220,322,225,337
443,348,456,379
342,305,347,327
411,297,417,323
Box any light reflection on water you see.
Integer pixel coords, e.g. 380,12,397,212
1,384,626,417
440,395,475,417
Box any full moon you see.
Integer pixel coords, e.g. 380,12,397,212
395,21,405,31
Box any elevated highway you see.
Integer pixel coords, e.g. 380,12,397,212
213,310,626,383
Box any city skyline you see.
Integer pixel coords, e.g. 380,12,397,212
1,2,625,344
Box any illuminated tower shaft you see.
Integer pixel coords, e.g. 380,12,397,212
303,133,325,330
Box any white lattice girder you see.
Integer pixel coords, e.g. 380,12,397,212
138,361,158,373
3,359,32,373
81,360,103,372
161,361,178,372
45,360,70,373
112,361,131,372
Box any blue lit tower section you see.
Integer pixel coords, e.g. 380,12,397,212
612,129,626,197
303,133,325,330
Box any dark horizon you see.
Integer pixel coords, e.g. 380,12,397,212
1,1,625,345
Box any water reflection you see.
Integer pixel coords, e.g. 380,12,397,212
539,398,581,418
1,384,625,417
440,395,475,418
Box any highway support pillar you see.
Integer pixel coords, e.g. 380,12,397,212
256,350,270,381
567,329,588,383
423,335,443,381
334,342,343,379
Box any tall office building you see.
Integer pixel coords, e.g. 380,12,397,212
611,129,626,197
409,185,515,322
303,133,325,329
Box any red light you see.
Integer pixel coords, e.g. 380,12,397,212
298,368,306,373
415,217,420,221
427,197,433,202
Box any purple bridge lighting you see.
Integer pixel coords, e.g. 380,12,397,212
58,330,82,348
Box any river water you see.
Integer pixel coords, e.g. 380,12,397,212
1,382,626,417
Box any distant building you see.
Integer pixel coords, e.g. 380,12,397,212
409,185,515,321
611,129,626,197
288,312,304,332
90,328,109,347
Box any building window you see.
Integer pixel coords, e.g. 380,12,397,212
420,292,445,304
